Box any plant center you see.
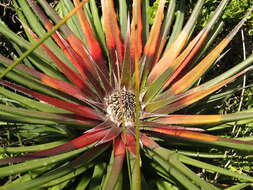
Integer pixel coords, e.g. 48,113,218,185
104,90,136,126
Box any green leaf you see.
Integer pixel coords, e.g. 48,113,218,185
0,86,66,113
76,170,93,190
225,183,252,190
88,162,107,190
145,147,218,190
119,0,127,39
0,144,108,190
0,141,66,153
42,163,93,187
88,0,107,53
179,154,253,182
0,146,87,178
0,0,88,79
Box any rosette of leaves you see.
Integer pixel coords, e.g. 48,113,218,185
0,0,253,189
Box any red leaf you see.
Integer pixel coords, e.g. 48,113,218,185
141,134,159,149
95,127,121,146
73,0,108,73
0,80,103,120
102,136,125,190
121,131,136,155
27,0,105,97
0,129,109,164
101,0,124,65
114,136,126,157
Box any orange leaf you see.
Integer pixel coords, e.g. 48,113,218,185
155,114,222,125
102,0,124,63
130,0,143,62
167,16,250,95
152,67,252,113
152,128,218,141
143,0,166,59
73,0,106,72
148,29,189,83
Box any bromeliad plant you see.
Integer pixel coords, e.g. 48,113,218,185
0,0,253,189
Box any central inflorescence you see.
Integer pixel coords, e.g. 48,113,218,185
104,90,136,126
